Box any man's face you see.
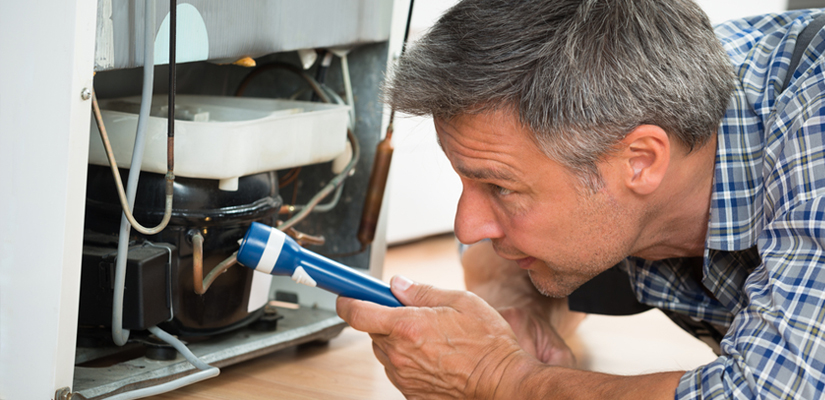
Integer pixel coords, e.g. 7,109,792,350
437,111,641,297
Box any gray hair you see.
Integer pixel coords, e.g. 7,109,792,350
385,0,734,190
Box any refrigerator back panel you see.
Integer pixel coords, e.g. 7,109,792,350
94,0,393,71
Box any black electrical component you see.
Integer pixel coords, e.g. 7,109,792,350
78,233,176,331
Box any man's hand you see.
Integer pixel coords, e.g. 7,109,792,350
336,275,531,400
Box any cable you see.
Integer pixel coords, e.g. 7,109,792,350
91,95,173,236
109,0,158,346
279,167,302,188
340,53,356,130
105,326,219,400
288,84,347,107
310,51,334,102
293,182,345,213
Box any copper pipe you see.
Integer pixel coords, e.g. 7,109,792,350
192,232,205,294
285,227,326,246
202,253,238,293
357,123,394,249
191,232,237,295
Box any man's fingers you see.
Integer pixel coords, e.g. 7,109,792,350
336,296,395,335
391,275,476,308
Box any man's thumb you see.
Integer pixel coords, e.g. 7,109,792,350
390,275,462,307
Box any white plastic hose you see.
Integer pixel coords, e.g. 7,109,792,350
111,0,156,346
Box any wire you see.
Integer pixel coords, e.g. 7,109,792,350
105,326,219,400
340,53,356,130
279,167,302,188
293,182,345,213
91,95,173,237
108,0,160,347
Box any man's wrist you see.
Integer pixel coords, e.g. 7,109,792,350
492,350,551,399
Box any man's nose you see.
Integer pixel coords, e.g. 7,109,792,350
453,183,503,245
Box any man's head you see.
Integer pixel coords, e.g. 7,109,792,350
386,0,733,296
385,0,734,190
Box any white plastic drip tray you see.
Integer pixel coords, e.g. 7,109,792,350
89,95,350,182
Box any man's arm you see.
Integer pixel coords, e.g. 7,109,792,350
337,276,683,399
506,362,684,400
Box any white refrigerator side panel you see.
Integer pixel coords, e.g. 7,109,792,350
0,0,97,398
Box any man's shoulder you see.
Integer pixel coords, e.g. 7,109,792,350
714,10,819,63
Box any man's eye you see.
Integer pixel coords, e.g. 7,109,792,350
490,184,513,196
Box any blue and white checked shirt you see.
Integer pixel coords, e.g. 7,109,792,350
620,10,825,399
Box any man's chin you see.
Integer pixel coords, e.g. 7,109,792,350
526,270,583,298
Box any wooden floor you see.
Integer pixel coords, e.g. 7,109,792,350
149,234,716,399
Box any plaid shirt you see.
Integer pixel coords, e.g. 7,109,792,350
620,10,825,399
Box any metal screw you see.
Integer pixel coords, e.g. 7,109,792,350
80,88,92,101
55,387,71,400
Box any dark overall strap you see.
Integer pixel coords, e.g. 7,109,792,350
782,13,825,92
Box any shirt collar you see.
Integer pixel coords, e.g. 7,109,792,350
705,84,766,252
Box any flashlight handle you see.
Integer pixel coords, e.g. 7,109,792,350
298,250,403,308
237,222,403,308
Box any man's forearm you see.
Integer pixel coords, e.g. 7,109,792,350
502,358,684,400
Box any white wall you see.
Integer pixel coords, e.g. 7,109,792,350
384,0,788,244
697,0,787,24
385,0,461,244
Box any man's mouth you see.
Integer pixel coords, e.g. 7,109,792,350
491,242,535,269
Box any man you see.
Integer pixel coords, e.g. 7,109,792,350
337,0,825,398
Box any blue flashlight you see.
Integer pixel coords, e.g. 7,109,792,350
236,222,403,308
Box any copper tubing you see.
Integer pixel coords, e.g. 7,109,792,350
192,232,205,294
285,227,326,246
191,231,238,295
202,253,238,294
91,92,173,235
357,124,394,249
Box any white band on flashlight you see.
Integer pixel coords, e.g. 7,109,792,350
256,228,286,274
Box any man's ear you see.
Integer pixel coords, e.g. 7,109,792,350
619,125,670,196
